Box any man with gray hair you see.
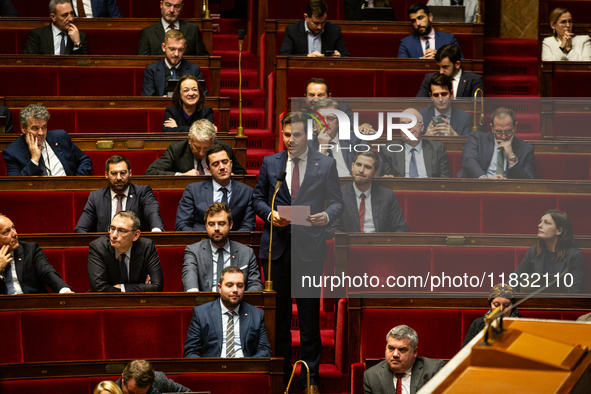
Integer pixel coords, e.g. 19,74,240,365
363,325,445,394
23,0,88,54
2,104,92,176
145,119,247,175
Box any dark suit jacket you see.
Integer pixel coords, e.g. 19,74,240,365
70,0,122,17
162,105,215,133
329,182,408,236
363,358,446,394
142,59,209,97
116,372,191,394
0,105,14,133
0,0,18,17
398,30,462,59
458,131,535,179
381,139,450,178
88,235,163,292
182,239,263,291
308,133,368,176
252,149,343,262
145,139,247,175
416,71,484,98
137,20,209,56
0,242,70,294
2,129,92,176
419,105,472,136
175,179,255,231
74,183,164,233
280,19,350,57
343,0,395,21
183,299,273,357
23,24,88,55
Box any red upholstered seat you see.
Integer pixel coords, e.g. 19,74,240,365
0,311,23,364
74,109,152,134
59,68,137,96
405,192,481,233
84,30,140,56
0,68,58,96
558,195,591,237
0,155,6,177
383,70,432,97
535,154,590,180
447,151,461,177
85,151,160,176
157,190,185,231
343,33,405,58
480,194,557,234
0,31,18,54
552,113,591,137
350,362,365,394
73,191,92,224
157,246,187,292
0,378,91,394
44,249,65,281
0,192,76,233
45,110,77,133
62,248,91,293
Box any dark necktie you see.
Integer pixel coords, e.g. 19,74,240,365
327,149,334,158
453,0,463,5
77,0,87,17
168,24,177,31
196,160,205,175
359,193,366,232
59,31,66,55
220,187,229,206
424,37,430,50
225,311,236,357
39,154,49,176
409,148,419,178
395,373,405,394
119,255,129,284
291,157,301,200
171,67,177,80
116,194,124,214
496,148,504,176
216,248,224,289
4,262,15,295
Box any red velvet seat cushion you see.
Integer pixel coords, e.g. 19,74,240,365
0,155,6,176
480,194,557,235
0,192,75,233
85,151,159,176
558,195,591,236
0,378,90,394
59,68,136,96
383,70,432,97
0,311,23,363
342,33,404,58
405,192,481,233
46,110,77,133
157,190,185,231
73,191,92,224
157,246,186,292
74,109,149,134
535,154,590,180
553,113,591,137
62,248,91,293
85,30,140,55
0,68,58,96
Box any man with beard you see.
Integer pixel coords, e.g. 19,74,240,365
329,150,408,236
75,155,164,232
183,265,272,357
398,3,462,59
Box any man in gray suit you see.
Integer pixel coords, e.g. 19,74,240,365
182,202,263,292
381,108,450,178
364,325,446,394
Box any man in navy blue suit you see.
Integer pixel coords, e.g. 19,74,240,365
175,144,255,231
142,29,209,97
253,111,343,393
183,265,272,358
2,104,92,176
398,3,463,59
70,0,122,17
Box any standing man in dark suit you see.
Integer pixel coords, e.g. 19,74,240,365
416,44,484,98
0,105,14,133
253,112,343,393
23,0,88,55
419,74,472,136
137,0,208,56
0,215,73,294
182,202,263,292
398,3,462,59
381,108,450,177
364,325,446,394
183,265,272,357
75,155,164,233
176,144,255,231
329,150,408,236
70,0,122,18
116,360,191,394
88,211,164,292
142,29,209,97
0,0,18,17
2,104,92,176
145,119,247,175
458,107,535,179
280,0,350,57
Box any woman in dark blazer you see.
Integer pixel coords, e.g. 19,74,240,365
514,209,585,294
162,75,214,133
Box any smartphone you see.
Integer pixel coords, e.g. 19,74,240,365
324,50,335,56
432,115,444,126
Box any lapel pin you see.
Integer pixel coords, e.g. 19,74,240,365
245,313,248,316
232,255,235,259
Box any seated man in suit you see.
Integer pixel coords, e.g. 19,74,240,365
182,202,263,292
183,265,272,357
280,0,350,57
2,104,92,176
145,119,247,175
458,107,535,179
427,0,479,23
88,211,164,292
398,3,462,59
0,214,74,294
416,44,484,98
381,108,450,177
70,0,122,18
24,0,88,55
419,74,472,136
0,0,18,17
137,0,208,56
0,105,14,133
116,360,191,394
142,29,209,97
75,155,164,233
176,145,255,231
364,325,446,394
329,151,408,236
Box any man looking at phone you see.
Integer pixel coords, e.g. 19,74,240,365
419,73,472,136
280,0,350,57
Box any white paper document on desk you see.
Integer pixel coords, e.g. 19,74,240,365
278,205,311,226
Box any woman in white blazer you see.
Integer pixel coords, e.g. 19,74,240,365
542,7,591,61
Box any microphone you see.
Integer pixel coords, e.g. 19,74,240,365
266,170,287,292
236,29,246,138
274,171,287,194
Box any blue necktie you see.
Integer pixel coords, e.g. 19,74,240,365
171,67,177,80
221,187,229,206
59,31,66,55
4,263,15,295
409,148,419,178
119,255,129,284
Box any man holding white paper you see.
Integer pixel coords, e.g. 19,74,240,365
253,111,343,393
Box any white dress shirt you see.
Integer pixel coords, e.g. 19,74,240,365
209,240,232,291
404,141,428,178
220,300,243,357
451,68,462,98
353,184,375,233
305,23,323,54
72,0,94,17
212,179,233,205
32,140,66,176
161,18,178,31
420,28,436,56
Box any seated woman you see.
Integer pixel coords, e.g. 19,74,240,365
542,7,591,61
462,283,520,347
94,380,123,394
514,209,585,294
162,75,214,133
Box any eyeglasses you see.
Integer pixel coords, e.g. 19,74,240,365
324,116,338,122
107,226,134,234
493,129,514,137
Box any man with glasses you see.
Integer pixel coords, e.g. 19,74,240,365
88,211,164,292
458,107,534,179
381,108,450,178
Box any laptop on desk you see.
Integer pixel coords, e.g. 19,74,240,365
360,7,396,21
429,5,465,22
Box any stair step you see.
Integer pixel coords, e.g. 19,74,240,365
220,88,265,107
287,364,349,393
484,75,538,96
213,18,247,34
484,38,537,57
291,330,335,364
212,49,258,69
244,148,275,169
484,56,538,76
230,108,264,130
220,69,258,90
242,129,275,149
